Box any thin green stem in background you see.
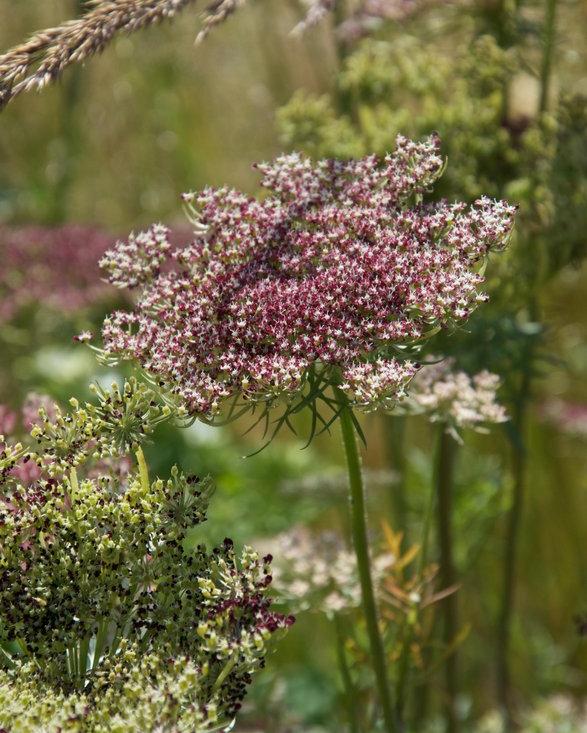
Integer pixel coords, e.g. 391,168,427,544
49,0,86,224
435,427,459,733
538,0,558,113
384,415,409,541
396,426,438,723
497,244,541,732
334,614,361,733
333,385,398,733
92,618,109,671
497,361,533,732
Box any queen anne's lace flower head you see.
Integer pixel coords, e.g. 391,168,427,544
0,381,292,729
408,357,508,434
100,135,515,419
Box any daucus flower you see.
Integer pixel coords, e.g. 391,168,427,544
100,135,515,420
0,381,292,730
407,357,508,433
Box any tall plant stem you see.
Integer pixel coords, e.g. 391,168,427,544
333,0,355,118
397,436,437,726
49,0,86,223
492,0,523,121
334,386,398,733
497,363,532,732
538,0,558,113
333,0,349,68
334,614,361,733
435,428,459,733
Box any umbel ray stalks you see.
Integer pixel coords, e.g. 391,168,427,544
0,0,241,109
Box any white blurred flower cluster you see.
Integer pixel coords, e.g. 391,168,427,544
280,468,398,496
476,696,587,733
407,358,508,436
267,526,394,615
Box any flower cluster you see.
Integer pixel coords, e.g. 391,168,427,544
476,696,587,733
1,644,284,733
280,468,398,497
407,358,507,433
100,135,514,417
267,526,393,615
27,378,174,477
0,382,292,730
0,392,56,486
0,225,118,323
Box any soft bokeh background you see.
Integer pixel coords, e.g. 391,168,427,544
0,1,586,731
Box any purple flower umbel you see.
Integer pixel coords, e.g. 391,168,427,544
100,135,515,418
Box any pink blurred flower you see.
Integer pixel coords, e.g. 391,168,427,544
0,224,118,322
21,392,58,430
293,0,464,42
0,405,17,436
541,399,587,437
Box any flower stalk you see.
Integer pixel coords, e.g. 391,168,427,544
497,354,533,731
435,427,459,733
334,385,397,733
384,415,409,541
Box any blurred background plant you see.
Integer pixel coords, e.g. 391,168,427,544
0,0,586,731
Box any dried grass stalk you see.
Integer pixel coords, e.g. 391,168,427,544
195,0,246,44
0,0,206,109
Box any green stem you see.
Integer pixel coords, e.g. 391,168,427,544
136,446,150,492
70,467,80,497
92,618,109,671
333,386,398,733
48,0,85,224
333,0,349,68
213,654,237,691
78,636,90,684
435,428,459,733
0,643,15,668
385,415,408,539
497,370,532,731
396,438,437,724
334,614,361,733
332,0,356,120
538,0,558,114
